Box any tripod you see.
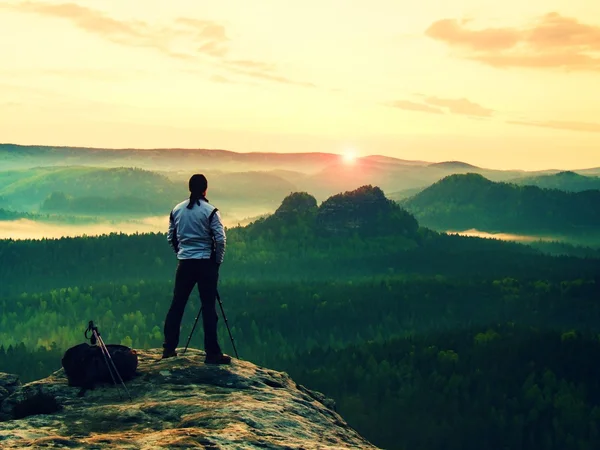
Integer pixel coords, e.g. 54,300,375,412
85,321,132,401
182,289,239,359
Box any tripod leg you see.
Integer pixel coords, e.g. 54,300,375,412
216,290,239,359
93,331,123,400
183,306,203,355
97,334,132,401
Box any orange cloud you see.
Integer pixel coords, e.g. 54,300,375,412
175,18,227,41
210,74,234,84
423,96,493,117
229,69,316,88
2,1,229,58
2,2,316,87
508,120,600,133
222,60,315,87
227,60,278,71
426,19,519,51
389,96,492,117
426,12,600,71
389,100,444,114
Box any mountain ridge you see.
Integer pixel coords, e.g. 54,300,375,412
402,173,600,234
512,171,600,192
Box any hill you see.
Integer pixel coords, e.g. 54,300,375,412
244,186,419,241
402,173,600,234
0,166,299,216
429,160,480,170
207,171,298,207
0,349,377,449
0,209,32,221
0,167,182,212
512,171,600,192
388,187,427,202
3,144,578,202
0,144,343,173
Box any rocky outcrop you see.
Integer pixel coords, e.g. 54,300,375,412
0,349,379,449
274,192,318,219
317,185,419,237
0,373,20,406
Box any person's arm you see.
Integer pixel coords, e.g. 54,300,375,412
210,209,226,264
167,210,179,254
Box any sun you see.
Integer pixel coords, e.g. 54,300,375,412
342,151,357,164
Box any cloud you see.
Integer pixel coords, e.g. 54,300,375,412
0,68,145,81
226,60,277,71
2,1,316,87
175,18,227,41
2,1,229,58
229,68,316,87
210,74,234,84
389,100,444,114
426,18,520,51
508,120,600,133
423,96,493,117
426,12,600,71
223,60,314,87
388,96,493,117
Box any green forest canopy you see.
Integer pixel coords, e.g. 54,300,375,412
1,185,599,450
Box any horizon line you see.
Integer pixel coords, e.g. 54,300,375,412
1,142,599,173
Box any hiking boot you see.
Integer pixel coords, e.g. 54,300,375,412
204,353,232,365
161,349,178,359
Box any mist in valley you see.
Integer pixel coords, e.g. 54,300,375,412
0,208,274,241
2,144,600,249
4,2,600,448
2,144,600,450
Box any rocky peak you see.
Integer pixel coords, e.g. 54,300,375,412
274,192,318,219
317,185,418,237
0,349,378,449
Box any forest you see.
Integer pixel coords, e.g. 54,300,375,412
1,186,600,450
512,171,600,192
403,173,600,235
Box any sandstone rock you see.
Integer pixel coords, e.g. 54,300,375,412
0,373,20,394
0,349,379,449
0,372,21,416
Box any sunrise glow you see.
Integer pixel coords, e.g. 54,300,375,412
0,0,599,170
342,151,357,165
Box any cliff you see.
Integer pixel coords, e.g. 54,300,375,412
0,349,378,449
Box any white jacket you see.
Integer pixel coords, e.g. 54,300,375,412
167,198,226,263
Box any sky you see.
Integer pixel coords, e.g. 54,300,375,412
1,0,599,170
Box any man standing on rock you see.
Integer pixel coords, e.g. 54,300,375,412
162,174,231,365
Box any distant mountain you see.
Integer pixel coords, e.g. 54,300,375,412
305,157,443,200
0,143,343,173
0,167,183,211
0,207,96,224
575,167,600,177
246,185,419,241
388,187,427,202
429,161,480,170
402,173,600,234
4,144,599,213
208,171,298,207
0,166,299,214
512,171,600,192
361,155,430,166
0,208,31,221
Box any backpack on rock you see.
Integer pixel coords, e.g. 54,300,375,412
61,321,137,399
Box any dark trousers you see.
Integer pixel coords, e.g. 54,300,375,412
163,259,222,356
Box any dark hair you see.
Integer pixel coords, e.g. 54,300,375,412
187,174,208,209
